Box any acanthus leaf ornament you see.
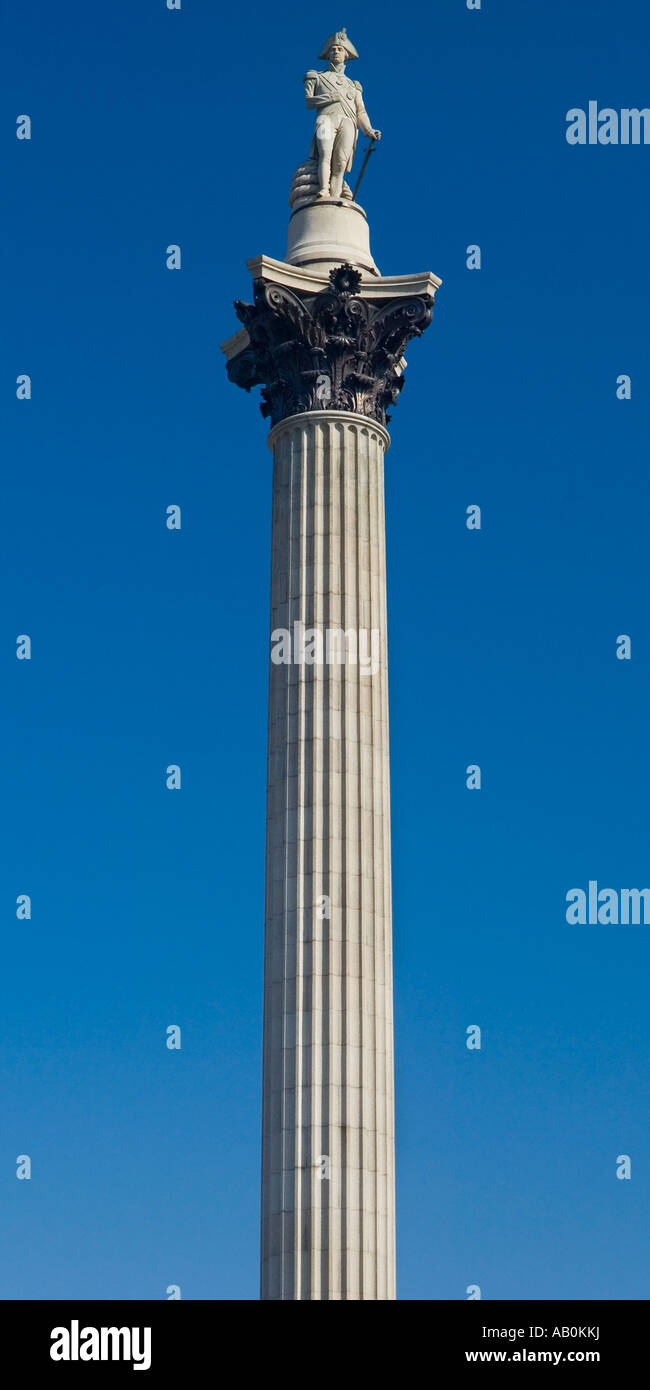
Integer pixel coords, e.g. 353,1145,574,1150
227,263,433,428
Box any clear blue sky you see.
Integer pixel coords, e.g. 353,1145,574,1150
3,0,650,1300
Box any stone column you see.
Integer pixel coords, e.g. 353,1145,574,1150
222,256,439,1300
262,411,394,1301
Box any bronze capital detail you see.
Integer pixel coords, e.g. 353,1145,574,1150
226,264,434,429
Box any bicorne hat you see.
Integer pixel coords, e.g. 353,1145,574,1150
318,28,359,60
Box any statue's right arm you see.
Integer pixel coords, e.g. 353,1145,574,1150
304,71,329,110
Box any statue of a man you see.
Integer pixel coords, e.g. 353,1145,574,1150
304,29,381,200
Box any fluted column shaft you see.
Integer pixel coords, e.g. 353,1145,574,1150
261,410,395,1301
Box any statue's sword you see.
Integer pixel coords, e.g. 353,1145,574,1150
352,137,377,201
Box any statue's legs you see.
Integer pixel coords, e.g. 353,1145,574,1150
315,113,335,197
316,112,355,198
329,116,355,199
